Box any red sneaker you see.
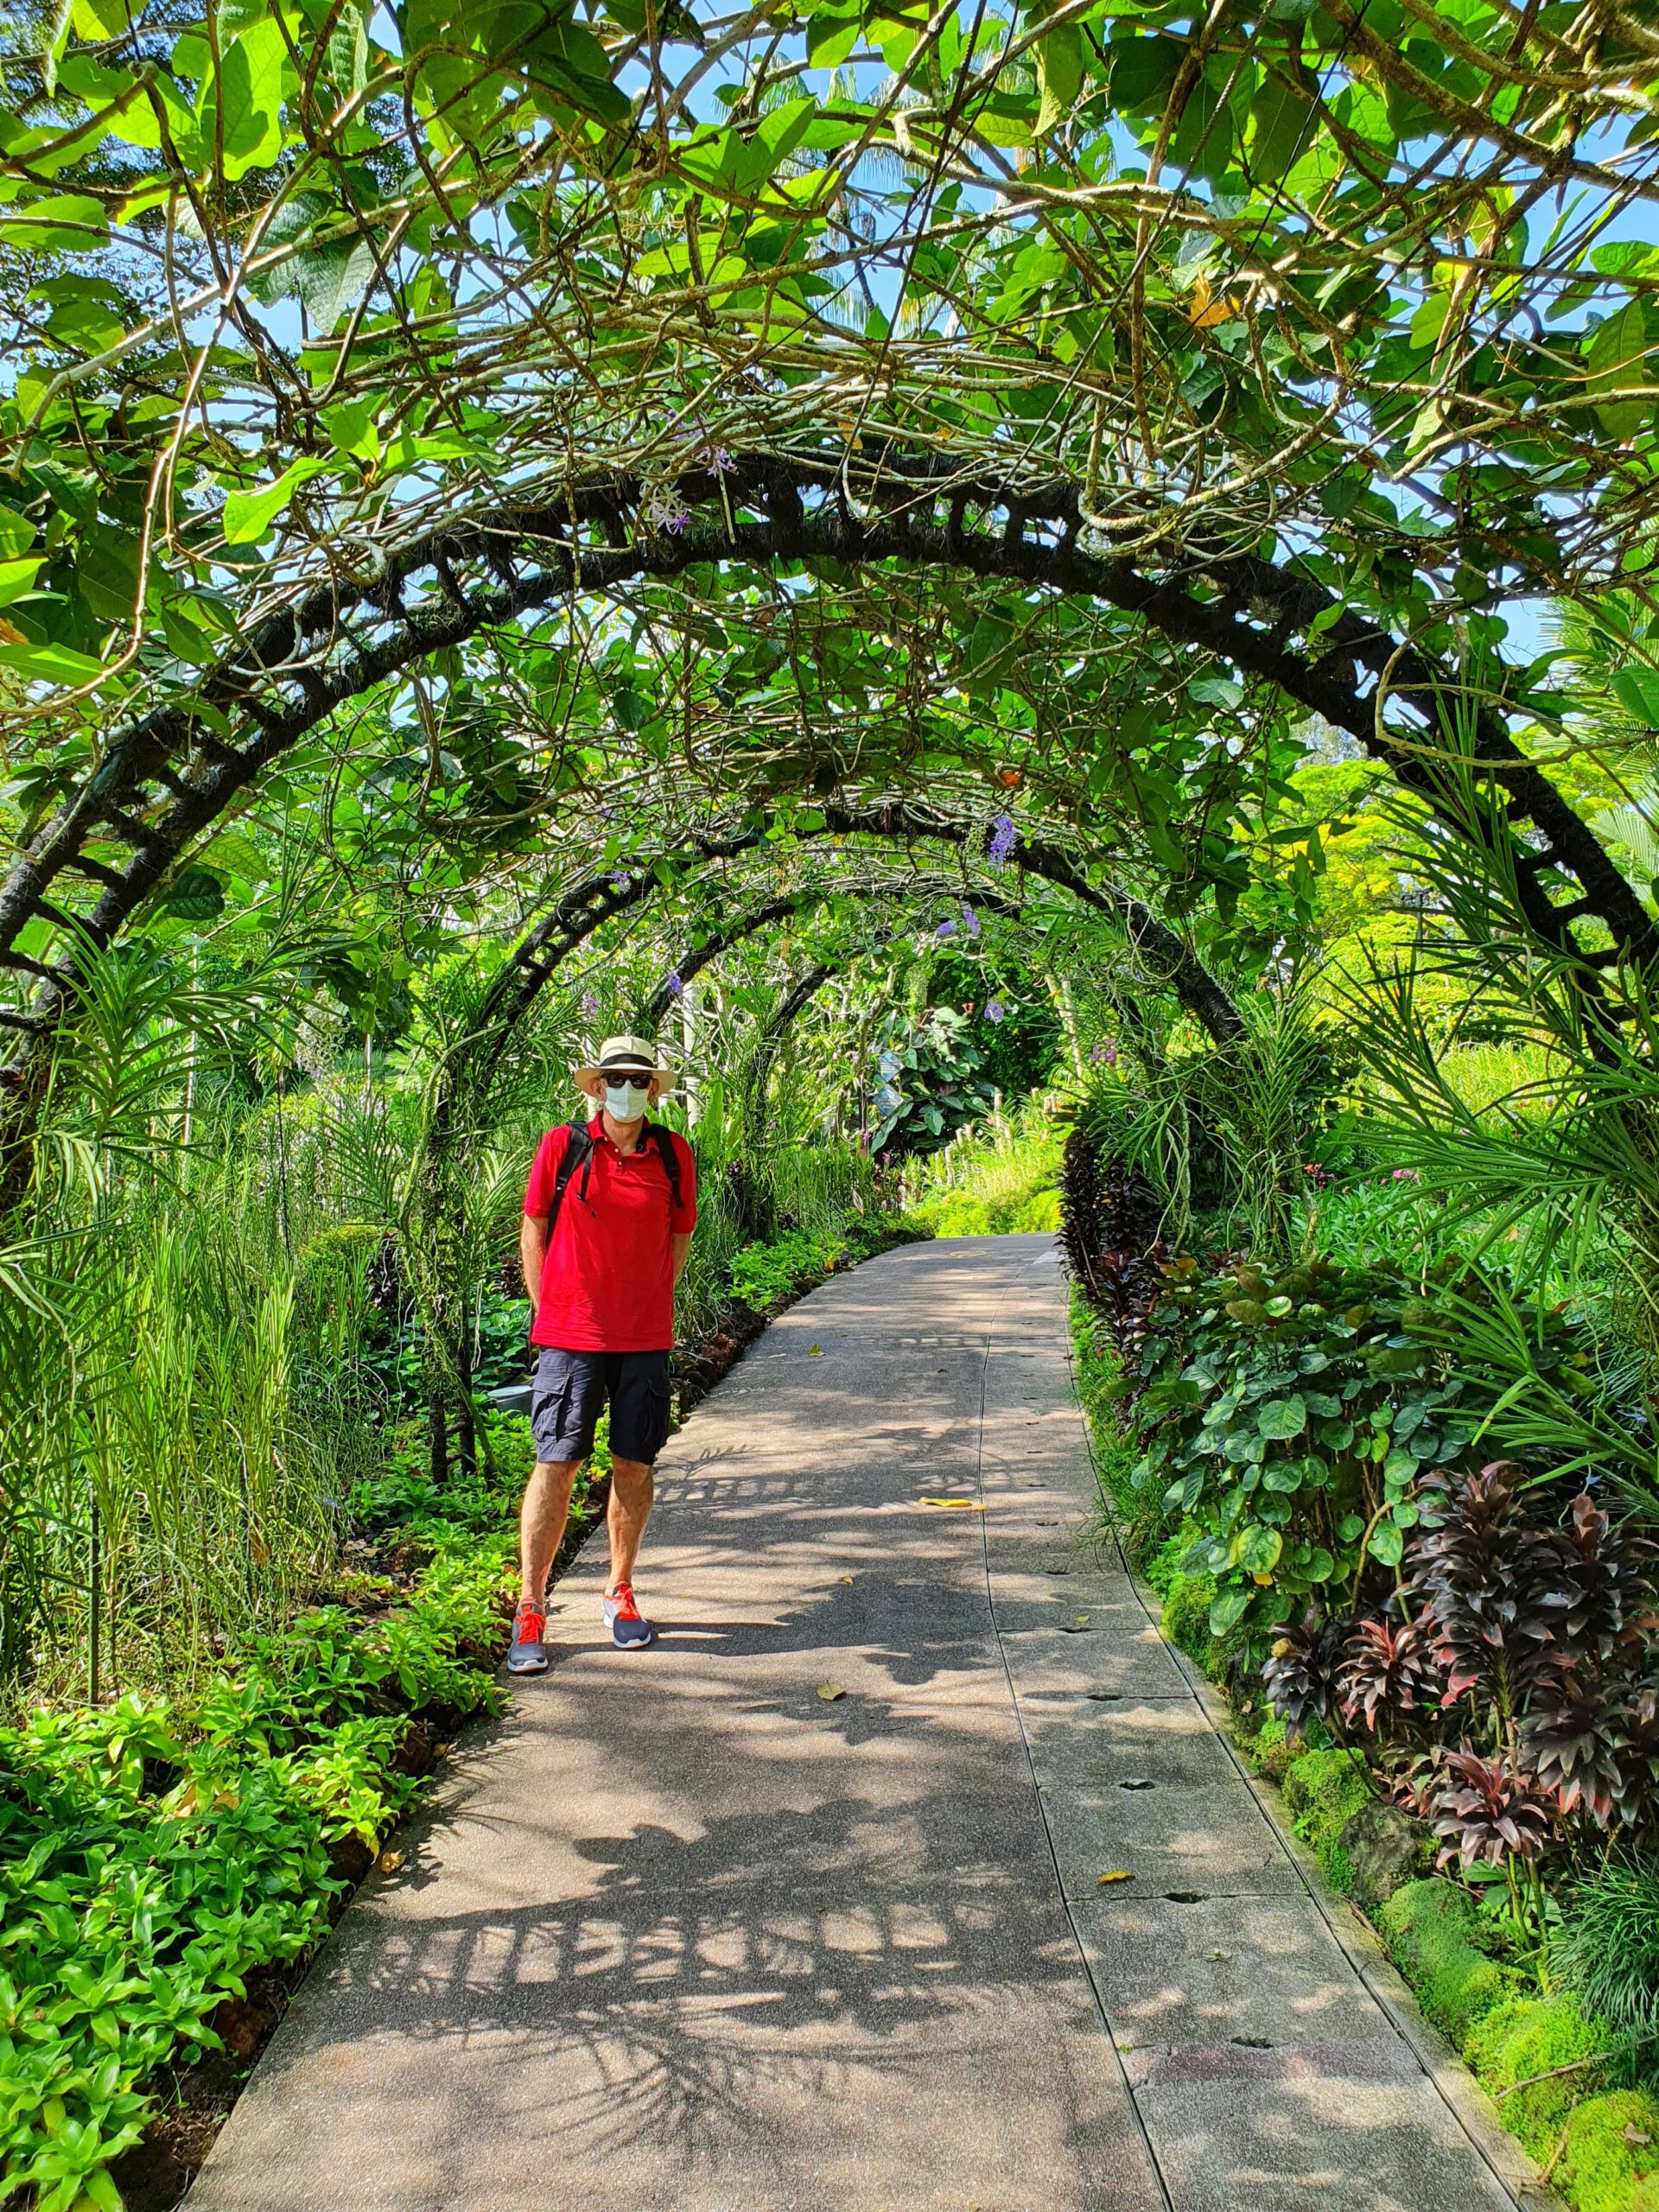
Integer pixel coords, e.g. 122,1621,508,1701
601,1582,656,1649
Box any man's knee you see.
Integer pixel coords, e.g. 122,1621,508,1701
607,1454,654,1498
528,1458,581,1497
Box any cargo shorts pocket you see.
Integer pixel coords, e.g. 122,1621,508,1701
531,1351,600,1462
611,1353,674,1465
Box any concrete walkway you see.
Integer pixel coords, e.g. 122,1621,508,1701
192,1236,1535,2212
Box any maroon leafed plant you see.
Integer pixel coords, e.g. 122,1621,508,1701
1408,1463,1568,1717
1263,1608,1346,1743
1337,1614,1440,1734
1429,1746,1554,1871
1522,1670,1632,1826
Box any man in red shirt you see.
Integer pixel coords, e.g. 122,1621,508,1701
508,1035,697,1670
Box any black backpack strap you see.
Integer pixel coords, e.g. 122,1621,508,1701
646,1122,683,1214
544,1119,595,1241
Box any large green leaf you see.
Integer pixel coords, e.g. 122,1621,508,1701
1235,1522,1283,1573
1255,1395,1306,1440
1587,304,1656,442
220,457,335,544
1248,75,1313,184
1036,22,1084,134
2,194,109,251
0,558,46,606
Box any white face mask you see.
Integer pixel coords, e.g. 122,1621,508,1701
603,1078,652,1121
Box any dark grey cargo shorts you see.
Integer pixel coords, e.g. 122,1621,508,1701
531,1346,673,1465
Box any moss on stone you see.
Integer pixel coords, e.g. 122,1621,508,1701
1281,1747,1371,1881
1377,1879,1518,2048
1233,1710,1292,1783
1465,1995,1613,2158
1160,1571,1218,1667
1558,2089,1659,2212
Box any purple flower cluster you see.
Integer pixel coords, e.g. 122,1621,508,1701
935,918,957,939
961,904,980,938
581,989,601,1015
985,998,1007,1024
665,971,685,998
645,497,691,535
703,444,735,475
1391,1166,1421,1183
1090,1039,1119,1068
988,813,1017,867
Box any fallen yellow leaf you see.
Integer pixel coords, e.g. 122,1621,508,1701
1098,1870,1135,1885
808,1344,823,1356
840,1574,855,1585
919,1497,985,1510
378,1850,406,1873
817,1681,846,1701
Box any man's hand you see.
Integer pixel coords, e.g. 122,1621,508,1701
520,1212,550,1308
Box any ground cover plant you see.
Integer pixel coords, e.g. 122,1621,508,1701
0,1522,516,2212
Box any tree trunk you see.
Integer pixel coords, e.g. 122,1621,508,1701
428,1376,449,1488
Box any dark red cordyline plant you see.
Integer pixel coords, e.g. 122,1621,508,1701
1389,1756,1440,1822
1614,1688,1659,1834
1058,1127,1108,1297
1338,1615,1440,1733
1430,1747,1554,1871
1556,1492,1659,1668
1521,1670,1630,1825
1262,1609,1345,1743
1410,1464,1569,1716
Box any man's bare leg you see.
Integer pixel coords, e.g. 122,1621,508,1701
605,1457,654,1593
520,1459,579,1606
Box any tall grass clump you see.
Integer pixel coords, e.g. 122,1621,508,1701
0,1130,387,1709
1554,1859,1659,2048
902,1095,1061,1236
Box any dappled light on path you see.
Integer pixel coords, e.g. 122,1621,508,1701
191,1239,1531,2212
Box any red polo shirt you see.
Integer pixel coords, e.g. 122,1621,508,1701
523,1119,697,1351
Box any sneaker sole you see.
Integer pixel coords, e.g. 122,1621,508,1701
505,1652,550,1675
611,1627,656,1649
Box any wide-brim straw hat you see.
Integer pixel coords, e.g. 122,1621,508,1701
574,1033,677,1091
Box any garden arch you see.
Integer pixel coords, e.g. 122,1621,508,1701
2,448,1647,1085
